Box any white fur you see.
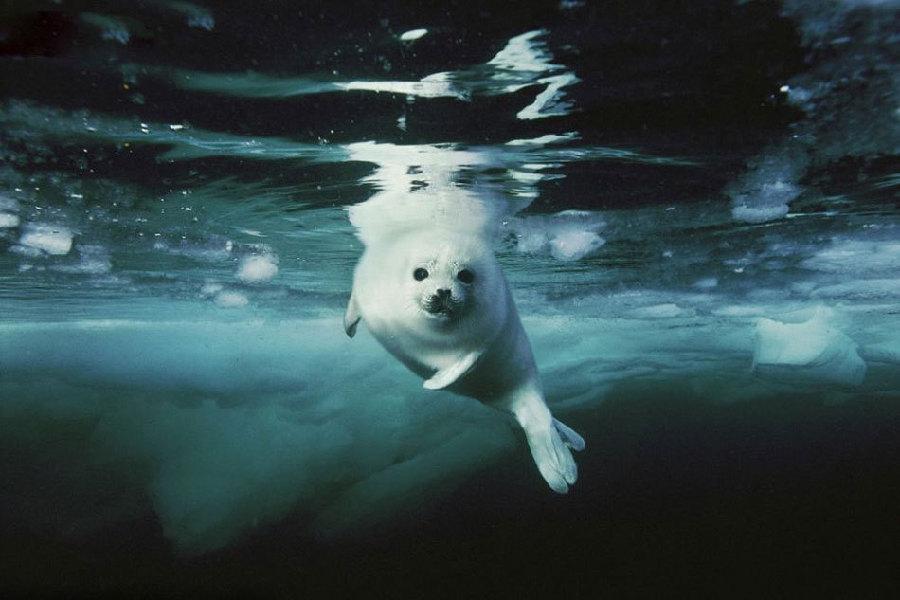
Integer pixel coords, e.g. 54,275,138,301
345,226,584,493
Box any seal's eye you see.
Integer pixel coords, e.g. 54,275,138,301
413,267,429,281
457,269,475,284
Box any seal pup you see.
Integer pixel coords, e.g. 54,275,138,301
344,225,584,493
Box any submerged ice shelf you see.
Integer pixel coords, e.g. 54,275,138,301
752,307,867,388
2,284,897,552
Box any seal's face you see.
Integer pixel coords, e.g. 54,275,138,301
394,232,492,326
411,263,476,322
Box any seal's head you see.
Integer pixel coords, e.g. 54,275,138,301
391,229,503,327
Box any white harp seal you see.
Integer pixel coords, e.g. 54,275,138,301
344,224,585,493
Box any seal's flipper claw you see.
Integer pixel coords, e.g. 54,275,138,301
423,351,480,390
344,293,361,337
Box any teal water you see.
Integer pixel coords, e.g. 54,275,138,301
1,0,899,597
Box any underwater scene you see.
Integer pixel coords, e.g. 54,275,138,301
1,0,898,597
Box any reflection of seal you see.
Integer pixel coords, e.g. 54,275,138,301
345,227,584,493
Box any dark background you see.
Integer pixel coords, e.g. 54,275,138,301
2,1,898,597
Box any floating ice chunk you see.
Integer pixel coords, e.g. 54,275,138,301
0,195,20,211
516,72,580,120
549,228,604,261
627,303,696,319
9,244,43,258
489,29,553,72
18,224,74,256
506,132,579,146
51,245,112,275
731,200,791,224
81,13,131,44
0,212,20,228
200,282,224,297
339,75,462,100
693,277,719,290
236,253,279,283
781,84,815,109
512,210,605,261
399,28,428,42
187,14,215,30
214,291,249,308
484,30,580,120
812,279,900,301
727,148,806,224
801,239,900,274
752,308,866,387
166,1,216,30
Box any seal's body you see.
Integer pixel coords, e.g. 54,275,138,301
344,227,584,493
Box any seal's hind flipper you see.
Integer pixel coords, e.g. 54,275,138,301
344,292,361,337
522,422,581,494
512,396,584,494
423,351,480,390
552,418,585,451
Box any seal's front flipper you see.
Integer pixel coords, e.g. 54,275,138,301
423,351,480,390
344,292,361,338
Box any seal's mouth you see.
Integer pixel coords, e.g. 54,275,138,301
422,292,461,319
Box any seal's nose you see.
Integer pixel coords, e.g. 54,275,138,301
424,288,453,315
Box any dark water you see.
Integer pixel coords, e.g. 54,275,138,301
1,0,899,597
